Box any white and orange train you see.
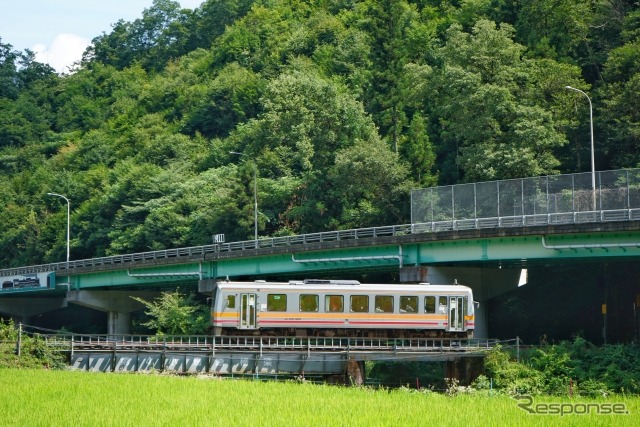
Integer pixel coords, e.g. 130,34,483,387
211,279,475,338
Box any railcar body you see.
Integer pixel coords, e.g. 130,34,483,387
211,279,475,338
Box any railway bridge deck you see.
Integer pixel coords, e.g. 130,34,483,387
35,332,509,383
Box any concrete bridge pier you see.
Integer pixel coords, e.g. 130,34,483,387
0,298,68,325
400,266,524,338
67,290,161,335
108,312,132,336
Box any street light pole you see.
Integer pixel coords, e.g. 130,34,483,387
47,192,70,263
230,151,258,241
565,85,596,210
253,162,258,241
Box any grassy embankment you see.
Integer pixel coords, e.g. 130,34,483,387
0,369,637,426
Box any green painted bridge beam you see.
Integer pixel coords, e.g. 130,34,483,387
22,229,640,291
407,232,640,265
216,245,404,278
72,262,209,289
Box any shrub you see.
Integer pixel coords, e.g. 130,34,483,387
0,320,66,369
483,345,544,395
478,339,640,396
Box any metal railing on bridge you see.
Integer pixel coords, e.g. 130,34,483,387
2,168,640,277
41,333,500,354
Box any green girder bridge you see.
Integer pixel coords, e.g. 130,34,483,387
2,216,640,289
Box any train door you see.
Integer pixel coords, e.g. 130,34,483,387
447,296,465,332
239,293,257,329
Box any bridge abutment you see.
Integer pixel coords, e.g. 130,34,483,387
68,290,161,335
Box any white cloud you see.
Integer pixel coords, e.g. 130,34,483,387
33,34,90,74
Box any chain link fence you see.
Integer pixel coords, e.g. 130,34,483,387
411,169,640,224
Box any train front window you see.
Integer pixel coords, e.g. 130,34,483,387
326,295,343,312
300,294,319,312
400,296,418,313
267,294,287,311
350,295,369,313
375,296,393,313
424,296,435,313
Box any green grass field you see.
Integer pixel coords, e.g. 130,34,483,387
0,369,637,426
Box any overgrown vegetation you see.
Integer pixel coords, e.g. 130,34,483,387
475,338,640,396
0,319,65,369
132,289,211,335
367,338,640,396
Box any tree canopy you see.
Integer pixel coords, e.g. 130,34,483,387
0,0,639,266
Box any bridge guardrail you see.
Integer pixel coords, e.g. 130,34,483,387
2,208,640,277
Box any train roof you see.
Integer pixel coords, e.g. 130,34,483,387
214,279,472,293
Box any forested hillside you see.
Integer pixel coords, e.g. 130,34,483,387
1,0,639,267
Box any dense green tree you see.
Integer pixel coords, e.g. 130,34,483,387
16,50,56,89
182,62,265,138
234,62,379,176
514,0,634,83
280,8,373,95
189,0,257,49
210,2,306,75
1,0,640,269
515,0,593,61
426,20,579,182
324,138,413,228
85,0,192,71
132,290,210,335
597,9,640,168
223,62,385,231
356,0,420,152
0,203,43,266
400,112,437,186
0,42,57,148
0,40,20,100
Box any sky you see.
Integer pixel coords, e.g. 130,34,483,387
0,0,204,73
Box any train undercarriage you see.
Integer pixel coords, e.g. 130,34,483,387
216,327,473,339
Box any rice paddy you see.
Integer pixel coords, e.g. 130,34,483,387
0,369,637,426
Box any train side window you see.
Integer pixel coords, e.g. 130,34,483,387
375,295,393,313
300,294,319,312
326,295,344,312
439,296,447,313
350,295,369,313
400,296,418,313
226,295,236,309
424,296,436,313
267,294,287,311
